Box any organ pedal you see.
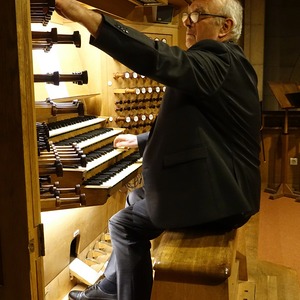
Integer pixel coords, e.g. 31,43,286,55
69,234,112,287
69,258,104,286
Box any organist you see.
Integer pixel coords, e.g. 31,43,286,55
55,0,261,299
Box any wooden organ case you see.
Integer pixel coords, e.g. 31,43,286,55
0,0,182,299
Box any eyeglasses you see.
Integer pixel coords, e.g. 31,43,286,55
182,11,227,24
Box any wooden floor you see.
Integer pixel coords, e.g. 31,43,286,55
239,212,300,300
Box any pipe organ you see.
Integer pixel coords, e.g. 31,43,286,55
27,0,179,299
1,1,269,299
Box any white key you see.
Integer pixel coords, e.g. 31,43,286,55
77,129,124,149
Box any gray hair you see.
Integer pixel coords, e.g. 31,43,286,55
190,0,243,42
219,0,243,42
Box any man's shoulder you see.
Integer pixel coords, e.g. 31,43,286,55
188,39,245,62
189,39,239,52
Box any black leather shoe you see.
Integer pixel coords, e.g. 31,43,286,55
69,283,117,300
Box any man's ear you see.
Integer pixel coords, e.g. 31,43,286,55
219,18,234,39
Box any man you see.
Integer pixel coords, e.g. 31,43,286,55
55,0,261,299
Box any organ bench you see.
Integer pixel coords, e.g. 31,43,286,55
151,225,247,300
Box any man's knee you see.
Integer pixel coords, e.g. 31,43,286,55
126,187,145,207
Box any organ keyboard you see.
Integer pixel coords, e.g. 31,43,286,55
43,110,143,209
48,115,107,140
84,144,123,171
57,127,124,150
83,153,142,205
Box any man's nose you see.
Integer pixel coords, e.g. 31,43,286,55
183,18,192,28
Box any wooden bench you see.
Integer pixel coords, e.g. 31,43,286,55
151,227,247,300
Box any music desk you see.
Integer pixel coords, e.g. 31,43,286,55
265,82,300,200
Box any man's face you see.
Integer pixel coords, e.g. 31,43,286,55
184,0,224,48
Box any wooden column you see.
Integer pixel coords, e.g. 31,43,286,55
0,0,44,299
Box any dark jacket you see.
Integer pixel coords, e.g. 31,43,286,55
90,15,261,228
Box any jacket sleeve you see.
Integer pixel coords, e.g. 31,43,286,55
89,15,230,96
137,132,149,156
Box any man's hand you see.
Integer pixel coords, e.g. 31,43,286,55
55,0,102,37
114,134,138,149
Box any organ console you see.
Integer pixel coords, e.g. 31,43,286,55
0,0,180,299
